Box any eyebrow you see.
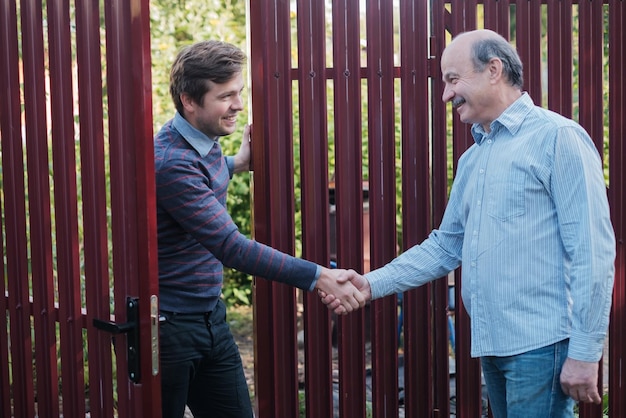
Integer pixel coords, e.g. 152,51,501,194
217,86,244,98
442,71,459,82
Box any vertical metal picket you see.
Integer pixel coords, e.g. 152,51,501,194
608,2,626,417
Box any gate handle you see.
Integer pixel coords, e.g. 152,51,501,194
93,297,141,383
92,318,135,334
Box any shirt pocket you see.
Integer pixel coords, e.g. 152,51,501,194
486,170,526,222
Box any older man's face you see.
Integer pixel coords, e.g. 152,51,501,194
441,36,496,130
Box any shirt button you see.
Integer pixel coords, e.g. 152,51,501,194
471,261,476,267
487,139,492,144
477,200,481,206
473,230,478,235
479,169,485,174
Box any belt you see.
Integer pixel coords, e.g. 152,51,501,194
159,310,211,315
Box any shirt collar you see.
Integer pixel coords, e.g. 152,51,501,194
172,112,218,157
471,92,534,144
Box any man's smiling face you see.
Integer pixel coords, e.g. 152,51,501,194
184,72,245,139
440,35,495,130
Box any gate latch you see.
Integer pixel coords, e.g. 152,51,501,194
93,297,141,383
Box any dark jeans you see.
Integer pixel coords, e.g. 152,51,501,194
159,299,253,418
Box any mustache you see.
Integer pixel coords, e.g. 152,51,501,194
451,97,466,108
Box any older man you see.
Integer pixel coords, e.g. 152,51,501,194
327,29,615,417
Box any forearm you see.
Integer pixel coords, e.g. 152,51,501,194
365,234,459,299
225,155,249,176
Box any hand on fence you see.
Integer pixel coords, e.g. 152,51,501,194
316,268,371,314
232,124,252,173
560,358,601,404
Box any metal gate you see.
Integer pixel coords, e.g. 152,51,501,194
1,0,160,417
249,1,626,417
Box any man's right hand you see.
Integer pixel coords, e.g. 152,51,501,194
318,269,371,312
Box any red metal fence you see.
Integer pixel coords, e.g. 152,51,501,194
1,0,625,417
1,0,159,417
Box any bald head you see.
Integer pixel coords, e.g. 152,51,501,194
440,29,524,130
444,30,524,89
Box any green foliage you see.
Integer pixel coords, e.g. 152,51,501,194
150,0,253,306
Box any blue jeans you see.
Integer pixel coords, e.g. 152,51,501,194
481,339,575,418
159,299,253,418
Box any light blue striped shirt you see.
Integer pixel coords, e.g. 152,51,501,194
366,93,615,361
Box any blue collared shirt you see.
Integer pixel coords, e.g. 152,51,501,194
366,93,615,361
172,112,236,176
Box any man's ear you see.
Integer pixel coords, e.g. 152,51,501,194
488,57,503,83
180,92,195,113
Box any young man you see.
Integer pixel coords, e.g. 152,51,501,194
155,40,364,418
326,29,615,417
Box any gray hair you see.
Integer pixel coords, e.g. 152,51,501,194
471,36,524,89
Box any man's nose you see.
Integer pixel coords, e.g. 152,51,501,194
442,85,454,103
232,95,244,110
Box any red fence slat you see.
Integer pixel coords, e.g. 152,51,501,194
127,0,161,414
21,0,60,415
331,1,368,417
48,0,86,415
104,1,136,415
0,2,32,416
515,0,543,104
577,5,606,418
399,0,436,416
104,0,161,416
547,0,573,117
249,0,302,416
608,2,626,417
433,5,460,412
75,0,116,415
444,2,484,418
484,0,511,37
366,0,399,416
578,0,605,154
296,0,335,416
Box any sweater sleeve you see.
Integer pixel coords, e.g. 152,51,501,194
157,157,318,290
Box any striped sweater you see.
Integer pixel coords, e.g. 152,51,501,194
155,113,317,313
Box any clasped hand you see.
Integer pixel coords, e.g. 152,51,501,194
315,267,371,315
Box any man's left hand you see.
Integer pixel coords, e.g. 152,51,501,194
560,357,601,404
233,124,251,173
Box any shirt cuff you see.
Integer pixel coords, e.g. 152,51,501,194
567,330,606,362
225,156,235,178
364,270,387,300
308,265,321,292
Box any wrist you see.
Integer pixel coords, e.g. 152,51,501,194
233,153,249,173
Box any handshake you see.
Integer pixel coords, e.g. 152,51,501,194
315,267,372,315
